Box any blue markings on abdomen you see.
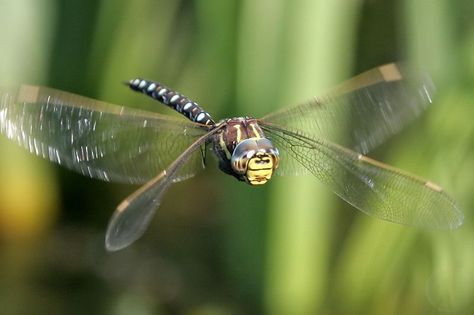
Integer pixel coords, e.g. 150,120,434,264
128,78,215,126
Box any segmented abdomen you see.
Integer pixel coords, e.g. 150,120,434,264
128,78,215,126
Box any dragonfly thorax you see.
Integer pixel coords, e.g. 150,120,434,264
213,117,279,185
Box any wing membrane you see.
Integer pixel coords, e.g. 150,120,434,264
105,125,223,251
261,63,435,154
0,85,209,184
262,123,463,229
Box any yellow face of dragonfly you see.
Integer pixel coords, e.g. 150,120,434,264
246,152,276,185
231,138,280,185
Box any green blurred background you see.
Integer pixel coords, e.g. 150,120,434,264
0,0,473,314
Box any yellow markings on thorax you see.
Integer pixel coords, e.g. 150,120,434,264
234,124,242,143
219,121,267,163
219,132,232,160
249,123,262,139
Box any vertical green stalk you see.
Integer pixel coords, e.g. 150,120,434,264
241,1,357,314
402,0,456,79
402,0,474,312
0,1,58,314
88,0,182,102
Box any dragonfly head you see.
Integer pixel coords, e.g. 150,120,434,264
231,138,280,185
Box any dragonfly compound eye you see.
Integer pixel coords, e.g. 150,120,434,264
231,138,280,185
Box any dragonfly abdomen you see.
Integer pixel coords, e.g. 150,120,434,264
128,78,215,126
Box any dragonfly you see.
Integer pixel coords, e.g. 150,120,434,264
0,63,463,251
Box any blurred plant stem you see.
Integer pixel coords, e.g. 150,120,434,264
0,1,59,314
403,0,474,312
237,1,361,314
0,0,58,252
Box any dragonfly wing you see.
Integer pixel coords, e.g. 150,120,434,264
0,85,209,184
262,124,463,229
261,63,435,155
105,170,170,251
105,126,221,251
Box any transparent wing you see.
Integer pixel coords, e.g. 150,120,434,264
105,126,222,251
0,85,209,184
261,63,435,155
262,124,463,229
